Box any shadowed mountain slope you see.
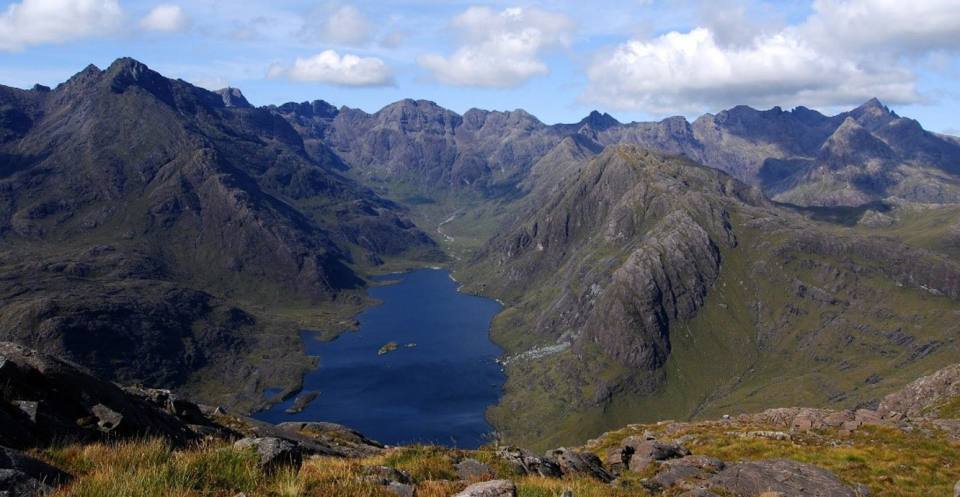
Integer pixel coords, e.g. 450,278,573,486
0,59,438,409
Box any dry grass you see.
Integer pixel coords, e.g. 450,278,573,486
32,420,959,497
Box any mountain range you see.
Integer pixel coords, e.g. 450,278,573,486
1,58,959,449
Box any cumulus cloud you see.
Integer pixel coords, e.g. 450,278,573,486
585,28,918,113
0,0,123,51
418,6,574,87
585,0,960,113
140,4,189,32
300,4,372,46
805,0,960,53
268,50,393,87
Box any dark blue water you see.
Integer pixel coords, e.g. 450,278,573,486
255,268,505,448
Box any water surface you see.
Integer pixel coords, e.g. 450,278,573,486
255,268,504,448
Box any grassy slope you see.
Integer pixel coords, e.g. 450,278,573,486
33,413,960,497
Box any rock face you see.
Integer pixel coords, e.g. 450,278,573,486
0,342,197,448
453,480,517,497
878,363,960,418
469,144,960,447
708,459,864,497
0,446,71,497
233,437,303,473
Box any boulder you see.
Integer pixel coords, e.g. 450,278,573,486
455,458,494,481
125,387,208,425
234,437,302,473
954,480,959,497
650,455,725,490
495,447,561,478
605,445,633,470
0,446,71,496
624,437,690,472
678,490,721,497
453,480,516,497
362,465,412,485
362,466,415,497
545,448,613,482
707,459,863,497
274,421,383,457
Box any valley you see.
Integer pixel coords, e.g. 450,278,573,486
1,58,960,454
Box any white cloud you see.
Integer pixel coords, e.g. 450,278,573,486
301,4,372,46
585,28,918,113
268,50,394,87
582,0,960,114
418,6,574,88
805,0,960,53
140,4,189,33
0,0,123,51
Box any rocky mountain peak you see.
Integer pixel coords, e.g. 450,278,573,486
849,97,899,131
215,87,252,108
579,110,620,130
102,57,171,98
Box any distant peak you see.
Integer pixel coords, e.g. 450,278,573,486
579,110,619,130
852,97,896,116
849,97,898,132
216,87,252,108
106,57,150,76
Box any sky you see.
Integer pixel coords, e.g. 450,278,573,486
0,0,958,134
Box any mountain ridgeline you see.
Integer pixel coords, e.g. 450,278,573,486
1,59,959,448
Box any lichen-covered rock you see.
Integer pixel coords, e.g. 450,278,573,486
649,455,725,490
362,466,414,497
233,437,302,473
496,446,562,478
623,436,690,472
456,458,494,481
878,363,960,419
545,448,613,482
707,459,863,497
453,480,516,497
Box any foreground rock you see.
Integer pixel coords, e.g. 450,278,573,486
495,446,562,478
453,480,517,497
234,437,302,473
0,342,197,448
708,459,867,497
455,459,494,481
546,448,614,482
0,446,71,497
362,466,415,497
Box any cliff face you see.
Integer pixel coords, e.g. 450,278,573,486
462,146,960,447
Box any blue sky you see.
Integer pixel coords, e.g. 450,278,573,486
0,0,958,133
